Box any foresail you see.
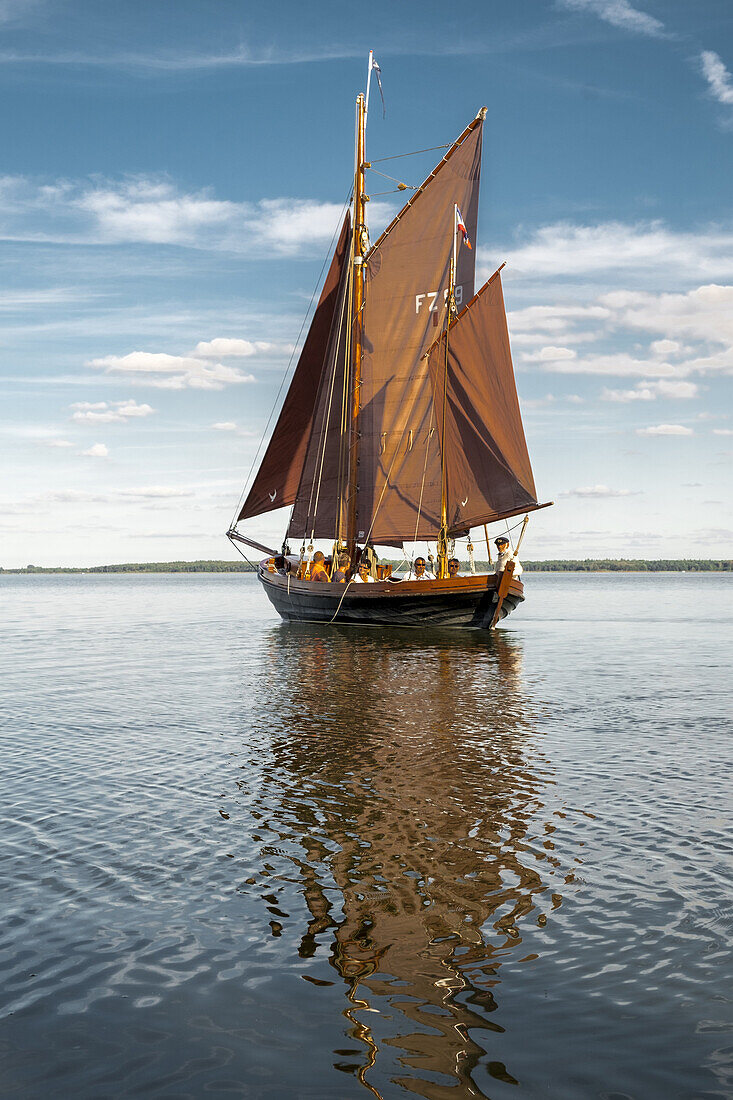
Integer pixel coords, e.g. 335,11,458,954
236,214,351,524
354,115,484,545
286,225,352,542
426,269,538,532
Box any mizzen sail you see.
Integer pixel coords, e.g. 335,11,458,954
426,268,539,532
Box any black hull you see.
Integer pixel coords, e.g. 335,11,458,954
257,564,524,630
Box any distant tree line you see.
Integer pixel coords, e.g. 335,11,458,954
1,560,256,574
2,558,730,574
518,559,732,572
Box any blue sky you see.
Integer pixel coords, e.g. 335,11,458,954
1,0,731,566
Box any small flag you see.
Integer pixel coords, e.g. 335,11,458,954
372,57,386,119
456,205,472,250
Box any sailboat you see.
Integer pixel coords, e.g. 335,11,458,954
228,58,551,629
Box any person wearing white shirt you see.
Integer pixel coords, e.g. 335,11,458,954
353,561,375,583
403,556,434,581
494,536,523,577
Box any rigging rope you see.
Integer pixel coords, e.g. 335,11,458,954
370,144,450,163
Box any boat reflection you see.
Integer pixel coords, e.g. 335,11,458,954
247,625,564,1098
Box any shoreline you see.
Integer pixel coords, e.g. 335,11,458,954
2,559,730,575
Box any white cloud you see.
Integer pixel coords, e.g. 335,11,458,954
650,339,681,356
561,484,640,497
45,438,74,448
0,43,363,74
700,51,733,107
602,379,699,402
76,179,236,245
254,198,351,250
636,424,694,436
523,345,578,363
600,285,733,347
541,351,679,377
500,222,733,283
192,338,272,358
116,486,194,499
36,485,198,504
211,421,238,431
0,174,375,256
555,0,665,37
70,399,155,423
81,442,109,457
515,280,733,381
87,351,256,390
712,428,733,436
508,303,611,332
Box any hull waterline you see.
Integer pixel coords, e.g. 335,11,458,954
257,562,524,630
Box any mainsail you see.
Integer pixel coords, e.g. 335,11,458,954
353,116,483,545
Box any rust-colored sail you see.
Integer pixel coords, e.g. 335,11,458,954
236,214,351,524
286,243,352,542
353,116,484,545
426,269,538,532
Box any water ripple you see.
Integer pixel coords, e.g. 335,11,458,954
0,572,731,1098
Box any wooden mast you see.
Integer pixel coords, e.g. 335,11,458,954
346,90,367,559
437,214,458,579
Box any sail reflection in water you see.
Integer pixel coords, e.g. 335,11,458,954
236,628,575,1098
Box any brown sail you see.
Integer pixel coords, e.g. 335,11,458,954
426,268,539,533
236,214,351,524
286,238,352,543
352,115,484,545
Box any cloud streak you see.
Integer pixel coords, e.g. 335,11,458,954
700,51,733,107
0,175,384,256
70,399,155,423
87,351,257,390
602,379,699,402
561,484,640,497
497,220,733,283
636,424,694,437
555,0,665,38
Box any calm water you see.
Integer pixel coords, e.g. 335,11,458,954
1,572,731,1099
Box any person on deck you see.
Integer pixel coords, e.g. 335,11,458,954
309,551,329,582
333,553,351,583
354,560,375,583
447,557,462,578
404,557,434,581
359,542,379,580
494,537,522,577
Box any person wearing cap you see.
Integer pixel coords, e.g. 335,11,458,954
404,556,434,581
353,560,375,584
446,557,462,579
494,536,522,576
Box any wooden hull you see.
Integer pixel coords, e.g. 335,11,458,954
257,562,524,630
